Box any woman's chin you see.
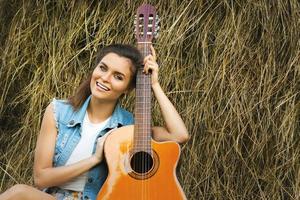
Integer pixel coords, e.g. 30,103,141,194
91,92,119,103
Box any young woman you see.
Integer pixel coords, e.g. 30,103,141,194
0,44,189,200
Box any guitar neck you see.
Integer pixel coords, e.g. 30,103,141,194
133,43,152,152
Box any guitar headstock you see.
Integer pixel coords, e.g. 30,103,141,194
134,4,160,43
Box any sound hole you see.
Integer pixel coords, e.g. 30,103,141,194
130,151,153,174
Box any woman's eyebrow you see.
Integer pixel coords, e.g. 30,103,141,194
100,61,126,77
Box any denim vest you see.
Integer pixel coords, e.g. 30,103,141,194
51,95,134,200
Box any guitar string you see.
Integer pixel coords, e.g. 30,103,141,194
148,41,152,200
144,42,146,200
144,41,147,200
144,41,148,200
137,37,153,199
142,42,145,200
146,41,150,200
144,8,146,199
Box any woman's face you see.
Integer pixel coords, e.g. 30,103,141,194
90,53,134,103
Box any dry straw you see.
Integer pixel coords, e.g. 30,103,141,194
0,0,299,199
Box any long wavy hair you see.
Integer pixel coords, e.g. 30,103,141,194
68,44,143,110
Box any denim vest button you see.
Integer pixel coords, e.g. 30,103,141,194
69,120,75,125
84,195,89,200
88,177,93,183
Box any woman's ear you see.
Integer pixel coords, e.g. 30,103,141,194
126,86,135,94
125,84,135,95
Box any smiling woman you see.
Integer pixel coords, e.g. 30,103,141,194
68,44,141,111
0,43,189,200
89,53,134,105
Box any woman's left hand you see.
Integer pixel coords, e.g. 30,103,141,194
143,45,159,86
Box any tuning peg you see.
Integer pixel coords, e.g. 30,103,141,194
154,31,159,39
155,15,160,20
155,21,160,27
156,24,161,31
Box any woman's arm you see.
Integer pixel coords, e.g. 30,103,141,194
143,46,189,144
33,103,103,189
151,83,189,143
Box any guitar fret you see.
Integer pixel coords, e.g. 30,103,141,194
135,109,151,111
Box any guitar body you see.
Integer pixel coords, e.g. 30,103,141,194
97,125,186,200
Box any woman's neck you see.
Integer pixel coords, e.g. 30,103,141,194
87,96,117,124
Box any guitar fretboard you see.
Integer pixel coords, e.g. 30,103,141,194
134,43,152,153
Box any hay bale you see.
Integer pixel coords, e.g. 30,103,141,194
0,0,299,199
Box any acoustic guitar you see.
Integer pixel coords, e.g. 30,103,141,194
97,4,186,200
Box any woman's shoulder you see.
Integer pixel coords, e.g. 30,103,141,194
117,105,134,125
51,98,72,110
51,98,69,105
118,106,133,116
50,98,75,126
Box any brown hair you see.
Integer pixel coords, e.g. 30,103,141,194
68,44,142,110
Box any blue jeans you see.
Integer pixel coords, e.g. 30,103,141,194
46,187,83,200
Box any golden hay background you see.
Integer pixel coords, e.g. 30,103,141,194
0,0,299,199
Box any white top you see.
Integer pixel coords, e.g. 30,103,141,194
59,112,111,192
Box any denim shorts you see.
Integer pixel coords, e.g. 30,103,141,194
46,187,83,200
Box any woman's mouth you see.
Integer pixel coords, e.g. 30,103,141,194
96,81,110,91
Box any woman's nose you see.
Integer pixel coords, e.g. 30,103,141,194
101,72,111,82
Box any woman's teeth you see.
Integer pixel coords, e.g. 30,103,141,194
96,82,110,91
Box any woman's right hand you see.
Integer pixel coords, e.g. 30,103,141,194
93,133,111,163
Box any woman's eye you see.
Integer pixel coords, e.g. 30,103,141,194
115,75,123,80
99,65,107,71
